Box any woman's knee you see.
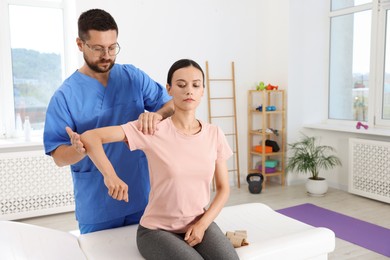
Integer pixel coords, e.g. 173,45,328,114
196,222,239,260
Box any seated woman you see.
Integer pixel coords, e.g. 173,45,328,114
80,59,239,260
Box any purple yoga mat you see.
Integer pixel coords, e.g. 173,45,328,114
277,203,390,257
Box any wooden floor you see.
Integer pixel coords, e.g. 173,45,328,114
18,183,390,260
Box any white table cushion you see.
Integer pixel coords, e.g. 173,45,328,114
77,203,335,260
78,223,143,260
0,221,86,260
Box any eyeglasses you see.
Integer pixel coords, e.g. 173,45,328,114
83,42,121,57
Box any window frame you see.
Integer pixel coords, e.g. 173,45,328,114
375,0,390,126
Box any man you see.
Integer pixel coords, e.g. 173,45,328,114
43,9,173,234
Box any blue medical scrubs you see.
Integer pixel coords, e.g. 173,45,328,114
43,64,171,225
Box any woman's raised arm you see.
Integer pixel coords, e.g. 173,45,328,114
81,126,129,202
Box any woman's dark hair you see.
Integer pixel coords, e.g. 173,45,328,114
78,9,118,41
167,59,205,87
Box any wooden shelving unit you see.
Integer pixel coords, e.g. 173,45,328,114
247,90,286,188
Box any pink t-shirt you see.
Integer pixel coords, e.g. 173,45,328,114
121,117,232,233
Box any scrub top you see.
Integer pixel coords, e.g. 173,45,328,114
43,64,171,224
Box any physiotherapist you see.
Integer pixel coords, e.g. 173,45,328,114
43,8,173,234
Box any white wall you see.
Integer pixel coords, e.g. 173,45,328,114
287,0,330,185
75,0,290,184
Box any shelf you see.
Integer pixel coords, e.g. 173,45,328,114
250,151,284,156
249,130,283,136
248,169,284,177
248,90,285,94
250,109,285,114
247,89,286,189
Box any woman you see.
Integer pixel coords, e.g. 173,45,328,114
81,59,239,260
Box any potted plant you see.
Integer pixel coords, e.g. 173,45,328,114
286,134,342,196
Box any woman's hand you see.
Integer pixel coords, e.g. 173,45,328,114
103,174,129,202
184,222,207,247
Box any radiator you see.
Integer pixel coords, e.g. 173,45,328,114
0,150,75,220
349,138,390,203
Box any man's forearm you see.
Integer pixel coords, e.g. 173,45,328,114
51,145,86,167
156,100,174,119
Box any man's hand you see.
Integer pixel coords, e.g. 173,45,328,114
66,126,86,155
137,112,163,135
103,174,129,202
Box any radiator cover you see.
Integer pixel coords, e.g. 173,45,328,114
0,150,74,220
349,138,390,203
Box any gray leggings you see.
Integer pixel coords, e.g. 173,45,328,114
137,222,239,260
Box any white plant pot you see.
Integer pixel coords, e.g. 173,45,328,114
305,178,328,197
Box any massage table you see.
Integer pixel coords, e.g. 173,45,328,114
0,203,335,259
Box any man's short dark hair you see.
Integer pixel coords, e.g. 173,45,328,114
78,9,118,41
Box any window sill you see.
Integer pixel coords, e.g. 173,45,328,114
0,136,43,150
303,123,390,137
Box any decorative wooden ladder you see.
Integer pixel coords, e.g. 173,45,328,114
205,61,241,188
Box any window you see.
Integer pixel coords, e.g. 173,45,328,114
10,5,65,131
381,7,390,121
0,0,76,140
328,0,390,127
